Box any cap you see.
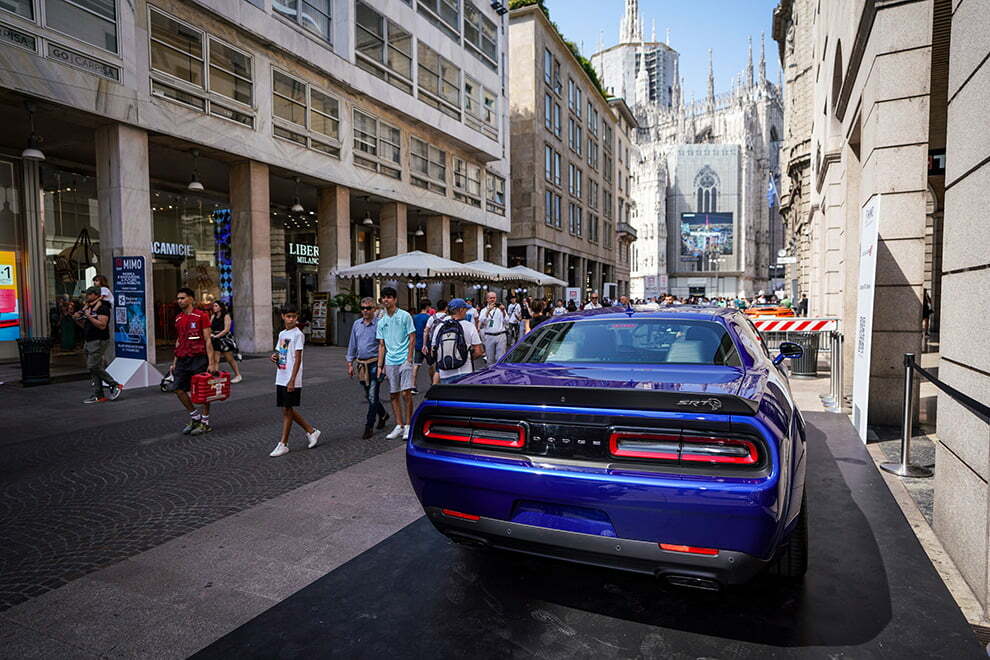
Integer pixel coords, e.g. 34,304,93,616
447,298,468,311
84,286,102,296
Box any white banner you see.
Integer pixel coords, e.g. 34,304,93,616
852,195,881,442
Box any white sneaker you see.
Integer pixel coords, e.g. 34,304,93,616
386,424,405,440
230,375,243,384
402,425,411,439
269,442,289,457
307,429,321,448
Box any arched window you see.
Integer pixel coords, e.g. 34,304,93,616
694,165,720,213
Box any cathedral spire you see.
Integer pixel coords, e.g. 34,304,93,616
671,58,681,110
620,0,643,44
635,41,649,109
746,36,754,88
652,19,656,43
759,32,767,83
706,49,715,105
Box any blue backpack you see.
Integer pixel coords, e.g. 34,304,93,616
433,319,469,371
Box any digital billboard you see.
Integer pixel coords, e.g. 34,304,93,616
680,212,733,270
0,251,19,341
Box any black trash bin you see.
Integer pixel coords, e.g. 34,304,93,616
17,337,53,386
787,332,819,378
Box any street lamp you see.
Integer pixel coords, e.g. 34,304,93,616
22,102,45,162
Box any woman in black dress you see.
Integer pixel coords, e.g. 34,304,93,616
210,301,243,382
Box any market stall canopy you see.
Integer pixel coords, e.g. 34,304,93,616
463,260,539,283
335,251,489,280
508,265,567,287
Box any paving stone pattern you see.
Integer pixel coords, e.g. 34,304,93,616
0,347,411,611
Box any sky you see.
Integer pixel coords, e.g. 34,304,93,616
545,0,782,102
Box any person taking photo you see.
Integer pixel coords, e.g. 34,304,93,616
75,285,122,404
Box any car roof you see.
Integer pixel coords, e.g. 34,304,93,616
541,305,743,324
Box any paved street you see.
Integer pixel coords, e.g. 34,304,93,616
0,346,416,612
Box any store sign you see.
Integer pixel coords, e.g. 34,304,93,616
0,251,19,341
852,195,881,442
0,22,37,52
289,242,319,265
153,242,195,258
46,42,120,82
112,256,148,361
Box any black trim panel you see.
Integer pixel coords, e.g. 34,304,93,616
426,384,760,415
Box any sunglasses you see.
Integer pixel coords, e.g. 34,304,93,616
360,306,374,311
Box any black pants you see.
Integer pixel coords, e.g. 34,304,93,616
360,363,388,429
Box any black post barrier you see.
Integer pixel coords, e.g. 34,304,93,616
881,354,933,478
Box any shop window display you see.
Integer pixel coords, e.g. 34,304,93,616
0,161,24,355
270,206,317,340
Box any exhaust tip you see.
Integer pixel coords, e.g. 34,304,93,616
664,574,721,592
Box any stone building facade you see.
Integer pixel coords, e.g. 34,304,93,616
507,4,633,300
774,0,990,618
0,0,510,360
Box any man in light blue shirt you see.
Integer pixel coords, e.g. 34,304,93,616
376,287,416,439
346,297,388,439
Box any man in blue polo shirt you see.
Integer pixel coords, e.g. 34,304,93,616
376,287,416,439
347,297,389,439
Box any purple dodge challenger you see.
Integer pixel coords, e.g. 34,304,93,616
406,306,808,590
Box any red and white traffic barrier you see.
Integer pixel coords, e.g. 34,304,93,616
753,318,839,332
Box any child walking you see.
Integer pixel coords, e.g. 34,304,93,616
269,304,321,457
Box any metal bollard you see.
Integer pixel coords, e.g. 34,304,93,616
881,353,933,478
820,332,841,412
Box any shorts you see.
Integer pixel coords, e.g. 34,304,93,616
385,362,413,393
174,354,209,392
414,349,426,365
276,385,302,408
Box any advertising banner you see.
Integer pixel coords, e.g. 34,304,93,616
0,251,19,341
565,287,581,305
680,212,734,268
112,256,148,360
852,196,881,442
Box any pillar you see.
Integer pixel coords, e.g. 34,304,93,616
95,124,156,363
462,223,484,262
497,231,508,266
229,160,272,354
21,159,46,338
317,184,350,295
426,215,450,258
525,244,538,270
380,202,407,257
592,261,603,294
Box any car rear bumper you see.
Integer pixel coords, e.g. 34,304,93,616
426,507,769,586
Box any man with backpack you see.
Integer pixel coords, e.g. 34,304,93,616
431,299,483,384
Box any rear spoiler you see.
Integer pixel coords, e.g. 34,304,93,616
425,384,759,415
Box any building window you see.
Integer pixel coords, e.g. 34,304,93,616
46,0,117,52
464,2,497,69
603,154,613,184
544,144,552,183
568,121,582,155
3,0,33,19
353,109,401,178
568,203,582,237
544,93,553,131
543,48,552,86
270,70,339,156
587,138,598,170
418,0,459,42
603,190,613,218
411,137,447,195
545,190,553,226
567,80,582,118
568,164,582,198
604,221,613,249
418,41,461,120
544,146,560,186
589,106,598,136
465,77,497,140
553,101,562,138
695,165,720,212
355,1,413,94
149,9,254,127
453,158,482,207
553,193,562,227
588,214,599,243
588,180,598,209
603,123,613,151
273,0,331,42
486,172,505,215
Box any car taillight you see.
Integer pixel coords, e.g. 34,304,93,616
442,509,480,521
659,543,719,556
608,431,760,466
423,419,525,449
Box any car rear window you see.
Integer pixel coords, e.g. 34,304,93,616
504,319,742,366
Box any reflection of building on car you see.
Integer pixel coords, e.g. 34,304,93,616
407,307,808,589
744,304,795,318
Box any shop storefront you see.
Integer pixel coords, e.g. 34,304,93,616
151,190,230,350
0,158,26,361
271,207,318,339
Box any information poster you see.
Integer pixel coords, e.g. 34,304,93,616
852,196,881,442
0,251,19,341
112,256,148,360
310,293,329,344
565,287,581,305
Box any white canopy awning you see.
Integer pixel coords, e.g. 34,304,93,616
508,265,568,287
463,260,539,283
335,251,489,280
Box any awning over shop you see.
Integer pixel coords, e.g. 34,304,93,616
507,265,567,287
463,260,540,283
335,251,489,280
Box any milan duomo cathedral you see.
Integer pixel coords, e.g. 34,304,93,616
591,0,784,299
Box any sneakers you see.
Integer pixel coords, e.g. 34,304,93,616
411,388,419,395
270,442,289,457
230,375,243,384
362,427,374,439
403,424,411,439
82,396,107,404
386,424,405,440
307,429,321,449
189,421,212,436
108,384,123,400
376,413,389,430
182,418,201,435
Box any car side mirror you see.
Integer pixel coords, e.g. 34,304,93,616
774,341,804,366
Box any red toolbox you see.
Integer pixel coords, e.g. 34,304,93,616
190,371,232,404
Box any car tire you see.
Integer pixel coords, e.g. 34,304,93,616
768,493,808,579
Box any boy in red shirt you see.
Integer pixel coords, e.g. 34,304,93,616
170,288,218,435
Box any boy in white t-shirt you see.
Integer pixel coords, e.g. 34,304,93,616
269,304,321,457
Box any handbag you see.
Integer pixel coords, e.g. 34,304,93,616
160,366,176,393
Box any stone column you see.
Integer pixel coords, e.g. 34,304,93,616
95,124,156,364
525,244,538,270
426,215,450,258
229,160,272,354
317,184,350,295
592,261,603,294
462,223,484,262
21,160,47,338
496,231,508,266
379,202,407,257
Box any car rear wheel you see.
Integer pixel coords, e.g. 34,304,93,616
768,493,808,579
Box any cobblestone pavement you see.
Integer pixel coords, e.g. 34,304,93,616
0,346,414,611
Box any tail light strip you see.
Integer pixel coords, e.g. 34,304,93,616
423,419,526,449
610,431,760,465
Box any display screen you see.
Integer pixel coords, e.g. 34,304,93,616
0,251,19,341
680,212,734,258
